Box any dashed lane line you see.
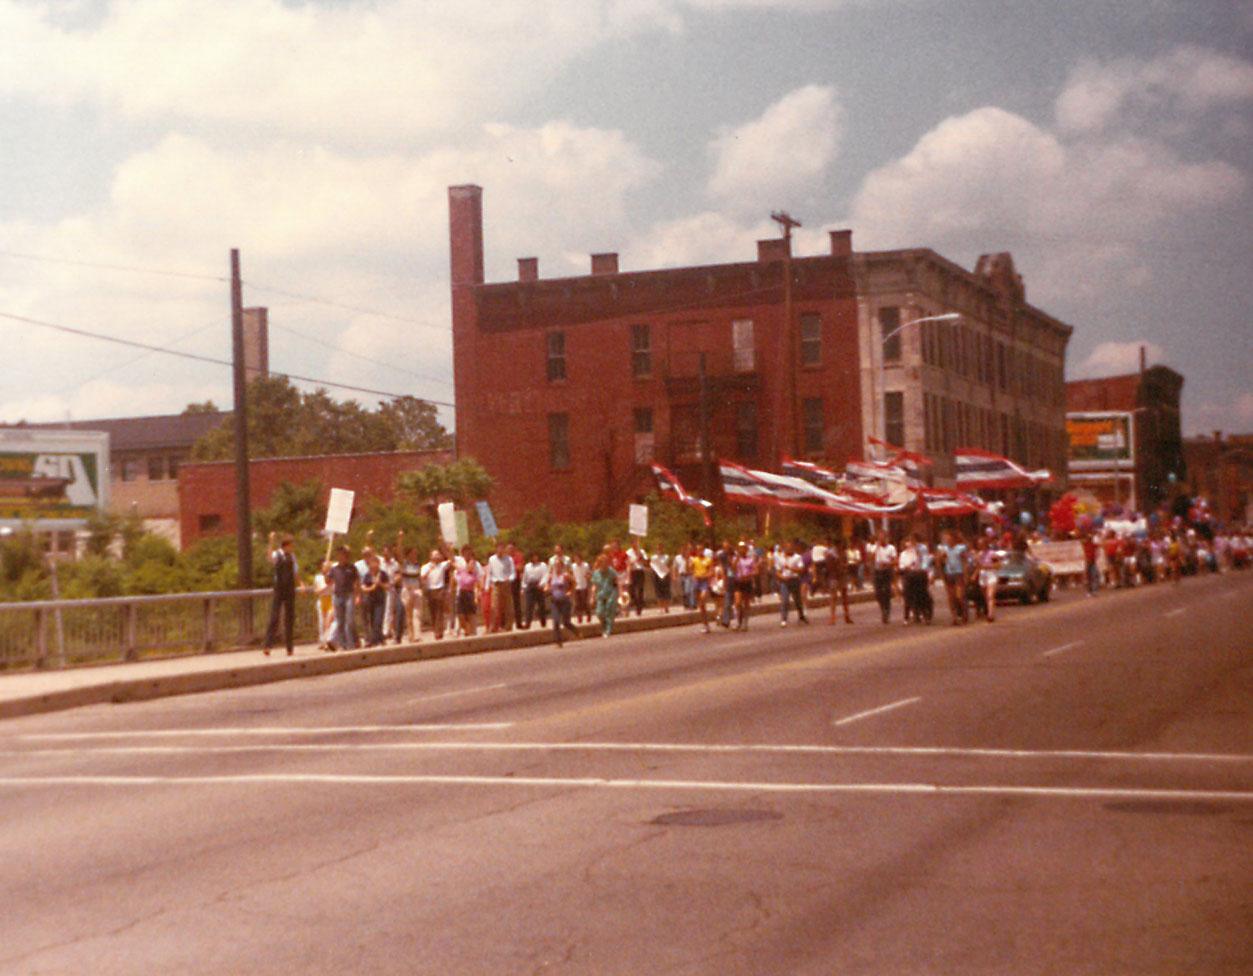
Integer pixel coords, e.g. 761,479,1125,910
1043,641,1083,658
1163,608,1187,618
409,683,509,705
833,696,921,727
0,773,1250,803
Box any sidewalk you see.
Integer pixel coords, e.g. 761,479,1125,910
0,589,875,720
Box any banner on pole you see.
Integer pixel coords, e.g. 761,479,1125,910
475,500,499,539
324,488,355,535
437,502,458,545
628,503,649,538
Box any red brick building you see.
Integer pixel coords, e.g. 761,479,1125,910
449,184,863,523
1065,364,1185,511
1183,432,1251,525
178,449,450,548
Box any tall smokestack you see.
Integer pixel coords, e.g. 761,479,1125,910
1139,344,1147,374
241,307,269,382
448,185,485,287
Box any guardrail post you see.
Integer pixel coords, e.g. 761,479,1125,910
124,604,138,662
203,598,215,652
35,608,47,670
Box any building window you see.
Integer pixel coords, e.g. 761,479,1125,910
736,401,758,459
147,456,166,482
803,398,825,454
631,323,651,378
633,407,654,463
799,313,821,366
879,307,902,363
167,455,180,479
546,331,566,382
924,394,935,452
1000,412,1011,456
883,392,903,450
548,413,570,470
732,319,755,372
120,457,141,482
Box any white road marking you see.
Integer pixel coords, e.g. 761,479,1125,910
409,683,509,704
7,741,1249,763
0,773,1250,803
18,723,513,741
833,696,921,727
1163,608,1186,617
1043,641,1082,658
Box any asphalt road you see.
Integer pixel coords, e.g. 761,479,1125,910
1,571,1250,976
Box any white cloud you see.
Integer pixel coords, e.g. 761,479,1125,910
0,378,228,425
1055,45,1253,134
708,84,842,211
0,120,659,422
1187,393,1253,435
847,106,1246,299
1074,341,1165,379
623,210,772,269
0,0,684,143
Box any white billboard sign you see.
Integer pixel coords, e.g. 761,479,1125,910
0,428,109,532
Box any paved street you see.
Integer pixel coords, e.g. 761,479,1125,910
1,571,1250,976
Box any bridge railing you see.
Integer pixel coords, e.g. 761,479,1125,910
0,590,323,671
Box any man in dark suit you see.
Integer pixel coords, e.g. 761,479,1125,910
264,532,299,656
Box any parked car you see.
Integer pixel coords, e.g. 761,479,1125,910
995,550,1052,604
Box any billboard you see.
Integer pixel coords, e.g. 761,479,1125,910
0,428,109,531
1066,412,1134,471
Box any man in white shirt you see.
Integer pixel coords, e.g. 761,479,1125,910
420,549,450,640
774,542,809,626
649,549,673,613
486,542,516,633
867,531,898,624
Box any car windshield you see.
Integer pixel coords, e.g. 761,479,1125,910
1001,553,1030,569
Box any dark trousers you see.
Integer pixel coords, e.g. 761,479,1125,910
523,584,548,627
367,599,386,646
873,568,893,623
551,595,575,645
511,577,523,628
265,588,296,652
629,569,646,615
904,570,931,622
392,591,405,641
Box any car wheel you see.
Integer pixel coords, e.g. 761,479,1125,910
1039,581,1051,602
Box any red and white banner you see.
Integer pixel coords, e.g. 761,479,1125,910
916,487,987,517
649,462,713,526
720,460,909,518
954,449,1051,490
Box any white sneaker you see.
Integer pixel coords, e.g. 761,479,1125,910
780,620,787,628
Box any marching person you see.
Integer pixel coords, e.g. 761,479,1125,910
400,546,424,641
936,529,969,625
626,539,649,616
974,537,1001,622
733,541,757,631
263,532,300,657
775,541,809,627
522,553,550,628
690,545,715,633
326,545,360,651
546,556,578,646
867,530,897,625
649,547,673,613
826,536,854,625
420,548,450,640
591,554,620,637
313,559,335,650
359,552,389,647
453,545,482,638
486,541,516,632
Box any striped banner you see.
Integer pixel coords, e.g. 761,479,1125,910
649,463,713,526
719,461,909,518
954,449,1051,490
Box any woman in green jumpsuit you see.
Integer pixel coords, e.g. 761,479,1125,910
591,555,620,637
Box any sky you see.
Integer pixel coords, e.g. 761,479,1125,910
1,0,1250,436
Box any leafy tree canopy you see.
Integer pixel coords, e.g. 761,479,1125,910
189,377,451,461
396,458,494,509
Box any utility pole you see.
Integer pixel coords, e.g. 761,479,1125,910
698,352,716,543
771,211,802,461
230,248,254,640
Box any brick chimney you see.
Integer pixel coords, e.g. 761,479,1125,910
518,257,538,282
241,307,268,382
591,252,619,275
757,238,790,263
828,229,853,256
448,184,484,287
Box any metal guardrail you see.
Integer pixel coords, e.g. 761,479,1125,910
0,589,322,671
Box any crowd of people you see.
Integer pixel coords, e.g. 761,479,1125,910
259,520,1251,657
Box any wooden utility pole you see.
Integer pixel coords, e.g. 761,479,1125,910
230,249,254,638
771,211,803,460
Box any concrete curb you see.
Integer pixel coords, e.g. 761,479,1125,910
0,589,877,720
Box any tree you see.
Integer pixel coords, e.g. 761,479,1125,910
182,400,220,415
189,377,450,461
396,458,494,509
253,479,326,538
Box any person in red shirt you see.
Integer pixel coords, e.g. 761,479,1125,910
1081,533,1100,596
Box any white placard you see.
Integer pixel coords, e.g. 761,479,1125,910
628,503,648,538
438,501,458,545
324,488,355,535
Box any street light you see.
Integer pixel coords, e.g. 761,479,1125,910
874,311,961,451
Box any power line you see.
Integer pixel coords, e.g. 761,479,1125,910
0,310,454,408
268,322,452,386
0,248,223,283
240,280,443,330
